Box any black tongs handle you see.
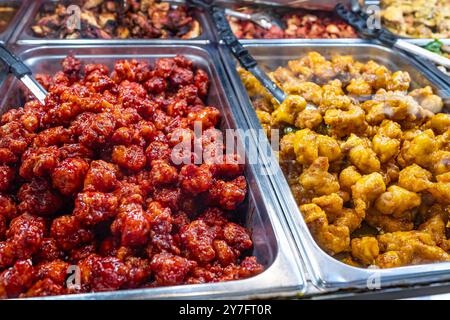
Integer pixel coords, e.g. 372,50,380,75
335,3,376,39
186,0,286,104
335,3,397,47
0,44,47,104
0,44,32,78
210,6,258,70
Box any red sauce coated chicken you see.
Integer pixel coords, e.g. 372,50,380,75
0,55,263,298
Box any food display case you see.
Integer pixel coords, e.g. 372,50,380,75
0,44,305,299
10,0,213,44
0,0,449,300
0,0,28,43
220,41,450,298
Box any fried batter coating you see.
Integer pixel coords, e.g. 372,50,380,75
342,134,381,174
300,157,340,196
375,185,421,217
376,231,450,268
300,203,349,255
242,52,449,269
398,164,433,192
351,237,379,265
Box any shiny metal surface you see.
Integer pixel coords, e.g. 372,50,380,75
216,0,359,10
20,74,47,104
10,0,212,45
395,40,450,68
220,41,450,292
404,39,450,84
0,44,305,299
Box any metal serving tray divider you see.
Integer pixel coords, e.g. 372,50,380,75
0,43,306,299
404,39,450,85
219,40,450,295
0,0,29,44
9,0,212,45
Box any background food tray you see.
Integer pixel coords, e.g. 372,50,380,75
0,44,306,299
219,41,450,294
9,0,213,45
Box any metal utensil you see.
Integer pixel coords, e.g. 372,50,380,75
0,44,46,104
335,4,450,70
187,0,287,104
224,8,286,30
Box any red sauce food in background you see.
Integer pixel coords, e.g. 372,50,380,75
229,9,357,39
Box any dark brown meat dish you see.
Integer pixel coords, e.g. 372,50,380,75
31,0,201,39
0,55,263,298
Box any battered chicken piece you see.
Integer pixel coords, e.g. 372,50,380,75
295,109,323,130
429,173,450,204
372,120,402,163
283,81,323,105
342,134,381,174
292,129,341,165
376,231,450,268
351,237,379,265
375,185,421,217
365,207,414,233
398,164,433,192
271,95,306,125
241,52,450,269
300,203,350,255
346,78,372,96
400,129,437,169
409,86,444,113
430,113,450,134
312,193,343,222
339,166,361,192
386,71,411,91
431,150,450,175
351,172,386,214
299,157,340,196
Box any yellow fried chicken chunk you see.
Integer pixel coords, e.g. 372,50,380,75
429,172,450,205
324,106,368,138
375,231,450,268
300,203,350,255
352,172,386,214
339,165,362,192
351,237,380,265
374,185,421,216
299,157,340,196
398,164,433,192
342,134,381,173
271,95,306,125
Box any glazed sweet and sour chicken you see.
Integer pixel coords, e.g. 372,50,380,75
240,52,449,269
0,55,263,298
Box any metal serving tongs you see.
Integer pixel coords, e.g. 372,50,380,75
335,4,450,70
224,7,286,30
186,0,287,104
0,44,47,105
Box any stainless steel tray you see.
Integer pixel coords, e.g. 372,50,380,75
9,0,212,45
0,44,306,299
361,0,450,40
220,41,450,293
404,39,450,85
0,0,28,44
209,3,361,43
